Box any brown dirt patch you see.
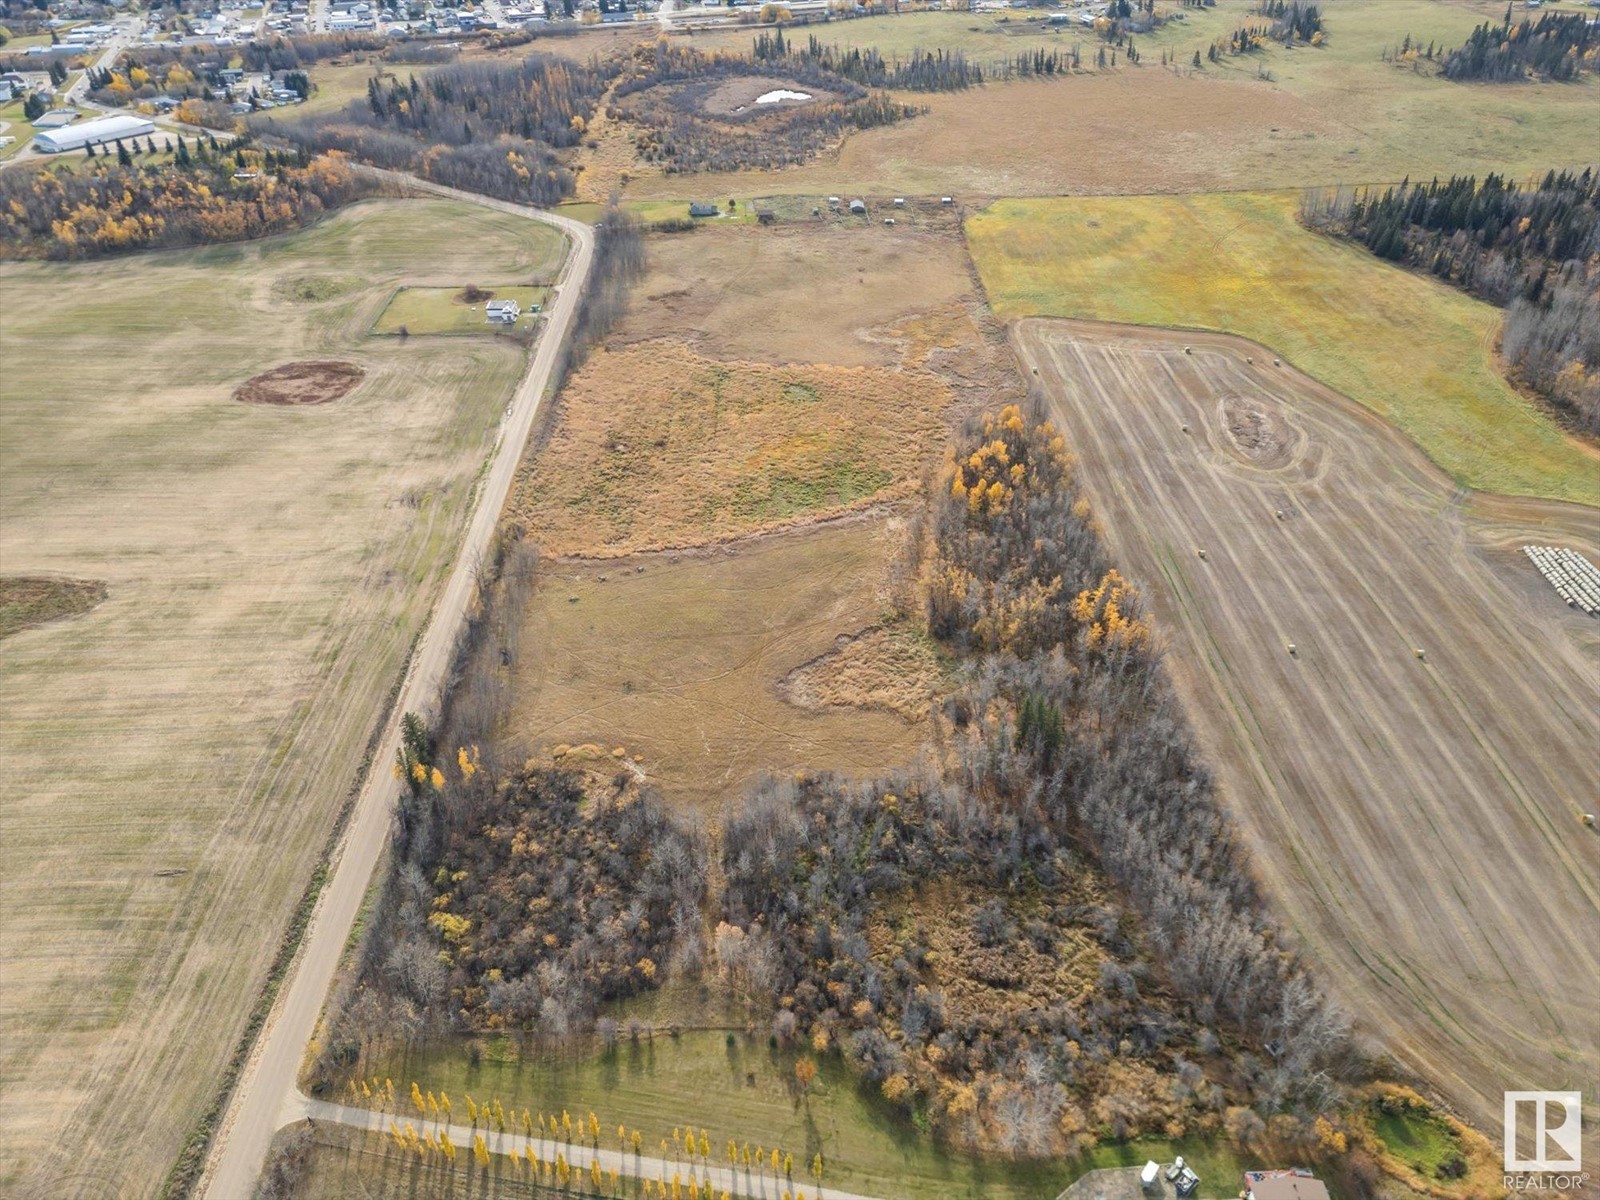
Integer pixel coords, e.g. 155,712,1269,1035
455,285,493,304
1219,392,1295,467
0,576,107,641
233,360,365,407
778,624,943,721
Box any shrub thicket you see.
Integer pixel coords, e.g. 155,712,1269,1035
721,405,1351,1155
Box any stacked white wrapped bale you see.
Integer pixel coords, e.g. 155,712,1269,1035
1524,545,1600,616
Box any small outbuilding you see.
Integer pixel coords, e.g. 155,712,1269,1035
688,202,719,218
848,198,867,214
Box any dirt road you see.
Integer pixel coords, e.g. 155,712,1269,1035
197,187,593,1200
1014,319,1600,1150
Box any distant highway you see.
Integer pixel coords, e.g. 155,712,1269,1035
196,177,594,1200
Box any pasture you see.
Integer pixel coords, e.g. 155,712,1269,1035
500,519,930,814
624,0,1598,200
967,191,1600,507
0,199,567,1197
506,219,1008,558
1014,318,1600,1156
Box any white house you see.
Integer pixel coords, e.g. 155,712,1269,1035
485,299,521,324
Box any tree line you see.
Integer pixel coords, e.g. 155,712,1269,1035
1441,9,1597,82
1302,170,1600,435
752,29,984,91
0,147,375,260
1256,0,1321,44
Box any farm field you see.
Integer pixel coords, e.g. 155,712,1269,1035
500,518,932,814
0,198,567,1197
623,0,1599,200
373,284,552,336
968,191,1600,508
1013,318,1600,1158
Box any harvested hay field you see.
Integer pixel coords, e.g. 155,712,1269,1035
233,359,366,406
507,340,948,557
0,198,567,1198
0,576,107,641
500,519,927,813
1014,318,1600,1155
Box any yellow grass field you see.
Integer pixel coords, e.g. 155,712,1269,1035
0,199,566,1197
508,340,950,557
967,191,1600,508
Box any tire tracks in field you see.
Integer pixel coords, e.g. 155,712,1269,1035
1014,318,1600,1142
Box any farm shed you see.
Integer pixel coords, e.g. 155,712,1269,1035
688,202,719,218
33,115,155,152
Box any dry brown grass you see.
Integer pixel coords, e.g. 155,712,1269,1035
866,878,1115,1020
777,624,942,722
507,340,948,558
616,1,1598,200
620,222,974,368
497,518,926,813
624,71,1340,200
507,219,1019,560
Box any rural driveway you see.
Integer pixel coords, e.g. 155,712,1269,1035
197,181,594,1200
288,1094,885,1200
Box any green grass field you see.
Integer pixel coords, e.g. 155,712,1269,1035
374,285,552,335
1371,1107,1465,1179
340,1032,1253,1200
967,191,1600,508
